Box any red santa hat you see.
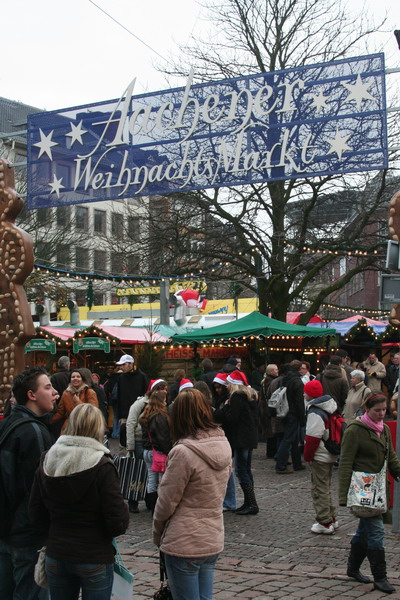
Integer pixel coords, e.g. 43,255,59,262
179,379,194,392
213,373,229,386
147,379,166,394
227,370,249,386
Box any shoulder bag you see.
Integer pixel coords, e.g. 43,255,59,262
347,436,388,518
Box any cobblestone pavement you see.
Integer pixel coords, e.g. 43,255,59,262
115,445,400,599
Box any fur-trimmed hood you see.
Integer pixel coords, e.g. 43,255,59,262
44,435,110,477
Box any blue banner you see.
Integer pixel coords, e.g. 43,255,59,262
27,53,387,208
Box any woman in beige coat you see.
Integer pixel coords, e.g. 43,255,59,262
153,388,231,600
342,370,371,422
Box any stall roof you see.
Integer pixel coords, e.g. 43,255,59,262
171,311,336,343
39,327,79,341
99,326,169,344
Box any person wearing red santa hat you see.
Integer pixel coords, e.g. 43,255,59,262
214,370,259,515
304,379,338,535
179,379,194,393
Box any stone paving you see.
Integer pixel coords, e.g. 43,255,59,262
115,445,400,599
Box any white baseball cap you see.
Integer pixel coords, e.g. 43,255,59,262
116,354,134,365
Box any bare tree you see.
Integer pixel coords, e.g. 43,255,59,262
152,0,399,322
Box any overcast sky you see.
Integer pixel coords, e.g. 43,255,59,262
1,0,399,113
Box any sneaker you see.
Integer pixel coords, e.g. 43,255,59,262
311,522,334,535
276,468,294,474
332,519,339,530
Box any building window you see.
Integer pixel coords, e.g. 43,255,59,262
56,206,70,226
94,209,106,234
348,272,364,296
37,207,51,225
76,206,88,230
94,292,104,305
76,247,89,271
128,216,140,239
112,212,124,236
56,244,70,269
127,254,140,274
111,252,124,274
36,241,52,265
94,250,107,273
339,257,346,276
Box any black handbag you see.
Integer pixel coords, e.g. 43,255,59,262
153,552,173,599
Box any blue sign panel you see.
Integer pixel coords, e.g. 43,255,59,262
27,53,387,209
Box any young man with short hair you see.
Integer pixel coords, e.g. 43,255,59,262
0,367,58,600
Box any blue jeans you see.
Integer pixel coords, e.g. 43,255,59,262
275,415,302,471
164,553,219,600
352,516,385,550
234,448,253,486
223,471,237,510
143,449,163,493
0,539,49,600
111,406,120,439
135,440,144,460
45,556,113,600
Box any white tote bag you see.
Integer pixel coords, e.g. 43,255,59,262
111,541,134,600
347,460,387,518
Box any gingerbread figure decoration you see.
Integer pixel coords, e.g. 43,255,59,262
0,159,36,400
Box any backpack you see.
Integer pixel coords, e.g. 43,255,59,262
267,386,289,418
0,416,46,539
310,407,346,455
323,412,346,455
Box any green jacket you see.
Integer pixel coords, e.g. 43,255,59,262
339,419,400,508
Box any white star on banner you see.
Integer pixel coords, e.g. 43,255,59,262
310,92,329,114
48,174,65,198
343,74,374,110
66,121,88,146
33,128,58,160
327,129,352,160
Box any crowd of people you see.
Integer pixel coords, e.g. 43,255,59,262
0,348,399,598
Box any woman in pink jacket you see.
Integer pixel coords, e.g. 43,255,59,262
153,388,231,600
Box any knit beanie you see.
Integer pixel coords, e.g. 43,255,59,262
304,379,323,398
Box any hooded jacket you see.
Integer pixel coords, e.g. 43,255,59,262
317,364,349,412
29,435,129,564
153,428,231,557
304,395,338,463
338,419,400,513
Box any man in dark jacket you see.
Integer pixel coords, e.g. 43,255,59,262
50,355,70,398
116,355,148,448
275,360,306,474
0,367,57,600
198,359,218,391
317,355,349,412
384,352,400,398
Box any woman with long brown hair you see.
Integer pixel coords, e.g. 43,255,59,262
153,388,231,600
139,389,172,511
51,369,98,434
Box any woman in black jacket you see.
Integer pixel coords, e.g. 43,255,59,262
29,403,129,600
140,390,172,511
214,370,259,515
